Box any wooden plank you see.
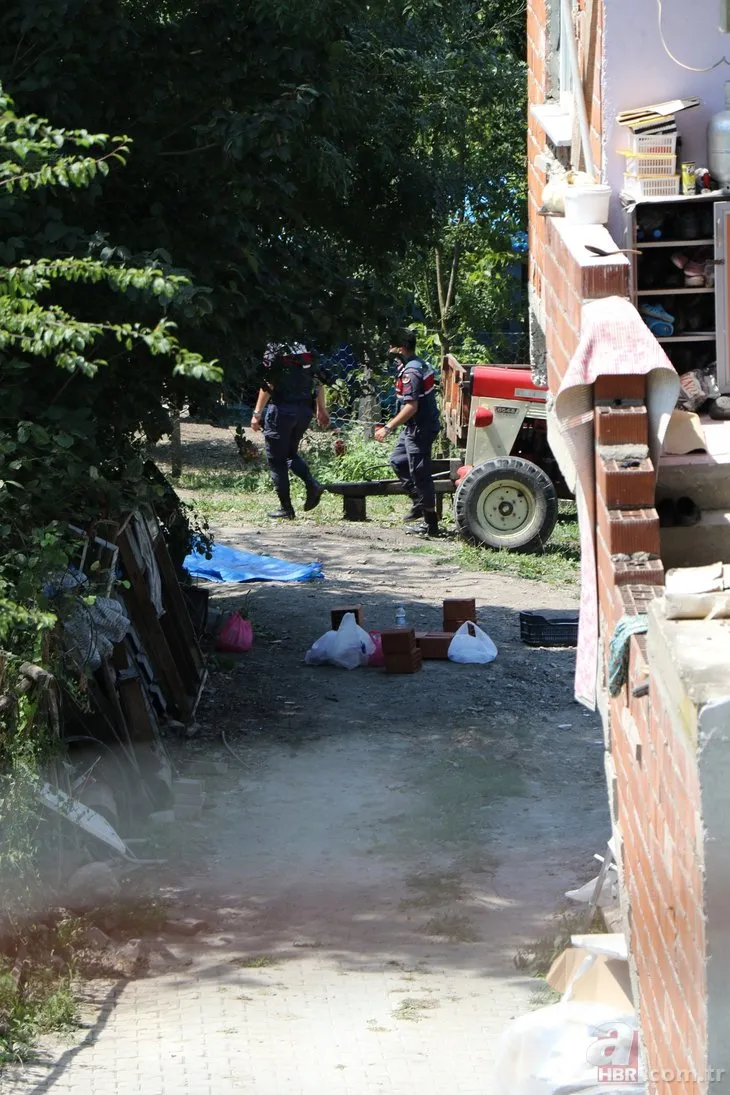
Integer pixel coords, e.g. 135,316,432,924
116,526,192,719
153,535,205,679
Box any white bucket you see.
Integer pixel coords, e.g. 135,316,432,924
563,184,612,225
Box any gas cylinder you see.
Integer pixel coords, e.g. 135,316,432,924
708,81,730,189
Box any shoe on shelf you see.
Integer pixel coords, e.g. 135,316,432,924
671,251,689,270
709,395,730,420
303,481,324,511
268,505,295,519
642,316,674,338
683,259,706,287
640,302,675,324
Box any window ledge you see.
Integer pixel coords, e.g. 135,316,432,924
531,102,573,147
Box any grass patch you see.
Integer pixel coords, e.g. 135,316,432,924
230,954,278,968
401,871,466,909
0,916,84,1066
420,913,481,943
392,996,440,1022
514,908,603,979
164,427,580,585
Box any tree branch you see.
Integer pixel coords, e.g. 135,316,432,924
435,247,446,317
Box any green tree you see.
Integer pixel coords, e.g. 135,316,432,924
397,0,528,361
0,0,447,396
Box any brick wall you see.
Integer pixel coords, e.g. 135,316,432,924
527,0,605,362
598,393,708,1093
527,8,713,1086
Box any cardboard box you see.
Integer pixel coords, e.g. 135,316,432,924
415,632,452,659
331,604,364,629
384,650,423,674
380,628,417,655
546,946,634,1012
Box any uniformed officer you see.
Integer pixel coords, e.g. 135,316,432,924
251,342,330,519
374,328,440,537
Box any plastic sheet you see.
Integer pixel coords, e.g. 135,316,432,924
184,542,324,583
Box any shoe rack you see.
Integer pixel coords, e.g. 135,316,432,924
622,192,730,393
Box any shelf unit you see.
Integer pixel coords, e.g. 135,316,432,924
622,191,730,392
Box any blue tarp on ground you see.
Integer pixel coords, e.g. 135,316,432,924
183,542,324,584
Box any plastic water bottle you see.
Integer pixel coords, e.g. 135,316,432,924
395,606,407,628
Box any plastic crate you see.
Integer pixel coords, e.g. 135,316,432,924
622,174,680,199
624,130,677,156
619,150,677,177
519,611,579,648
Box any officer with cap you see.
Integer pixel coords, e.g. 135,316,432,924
251,342,329,519
374,328,440,537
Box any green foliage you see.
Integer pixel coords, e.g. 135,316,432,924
397,0,528,360
0,84,217,919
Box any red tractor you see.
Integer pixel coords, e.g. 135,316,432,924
441,355,569,552
325,355,569,552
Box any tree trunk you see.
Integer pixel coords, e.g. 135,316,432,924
170,410,182,479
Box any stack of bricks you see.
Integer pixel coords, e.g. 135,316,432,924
591,376,710,1093
442,598,477,633
380,629,422,674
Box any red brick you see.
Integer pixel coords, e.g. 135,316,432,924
594,373,647,404
331,604,364,629
384,650,423,674
595,404,649,444
596,455,656,509
380,629,417,655
597,498,661,556
415,632,452,659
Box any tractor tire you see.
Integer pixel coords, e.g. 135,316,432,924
454,456,558,553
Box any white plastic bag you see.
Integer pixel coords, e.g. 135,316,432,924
305,612,375,670
493,1000,644,1095
447,621,497,664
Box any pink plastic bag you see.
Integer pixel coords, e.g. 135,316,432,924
216,611,253,653
368,631,385,667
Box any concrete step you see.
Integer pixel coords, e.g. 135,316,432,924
660,511,730,570
657,419,730,510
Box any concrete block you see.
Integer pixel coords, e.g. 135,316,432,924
174,804,203,821
660,511,730,570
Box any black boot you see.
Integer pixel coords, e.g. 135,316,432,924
402,502,424,522
303,480,324,512
269,493,295,519
405,510,439,538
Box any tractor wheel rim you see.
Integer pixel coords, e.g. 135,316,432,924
478,479,535,534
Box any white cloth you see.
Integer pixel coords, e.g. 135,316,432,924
552,296,678,709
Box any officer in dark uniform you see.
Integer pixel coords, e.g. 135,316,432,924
374,328,440,537
251,342,330,519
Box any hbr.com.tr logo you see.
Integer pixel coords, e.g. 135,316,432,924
587,1022,727,1085
586,1022,643,1085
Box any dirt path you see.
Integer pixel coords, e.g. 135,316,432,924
3,521,609,1095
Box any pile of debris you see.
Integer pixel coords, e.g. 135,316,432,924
6,504,211,916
